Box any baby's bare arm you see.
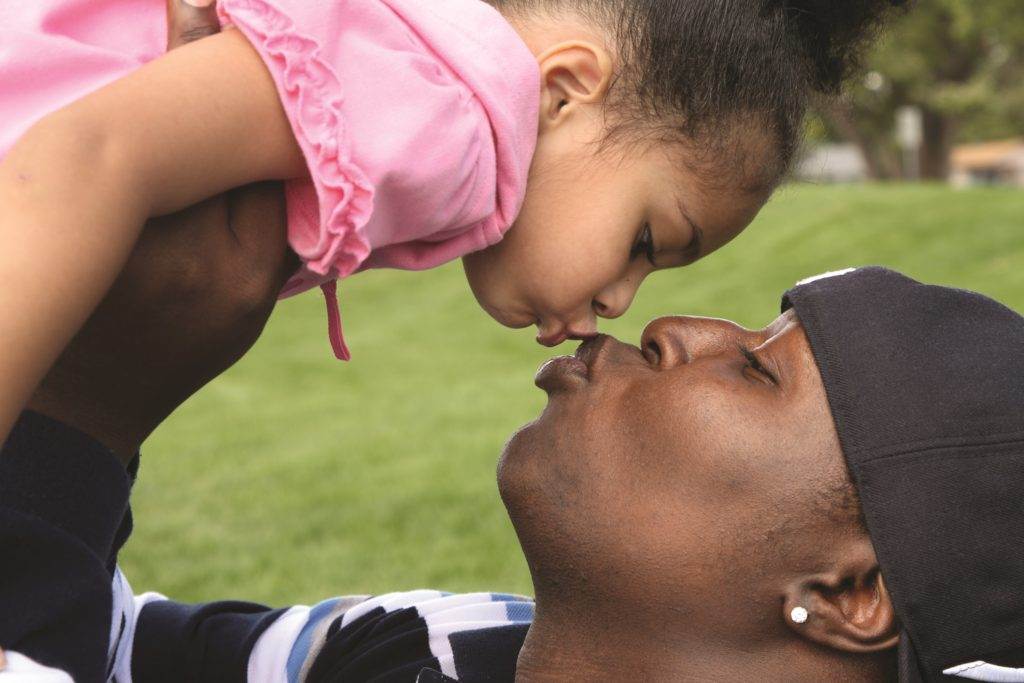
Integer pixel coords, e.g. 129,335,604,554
0,29,306,443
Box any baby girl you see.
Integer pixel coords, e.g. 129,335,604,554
0,0,899,443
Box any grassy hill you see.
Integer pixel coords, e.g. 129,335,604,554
120,183,1024,605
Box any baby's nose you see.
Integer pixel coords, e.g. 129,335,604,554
592,297,616,318
593,279,640,320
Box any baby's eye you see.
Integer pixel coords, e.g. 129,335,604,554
630,223,657,266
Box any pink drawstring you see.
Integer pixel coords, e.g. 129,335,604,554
320,280,351,361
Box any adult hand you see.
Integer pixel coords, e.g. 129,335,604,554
25,0,294,463
166,0,220,49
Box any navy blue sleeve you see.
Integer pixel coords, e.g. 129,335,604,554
0,411,133,683
131,600,288,682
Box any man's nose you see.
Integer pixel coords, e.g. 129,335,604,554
640,316,750,368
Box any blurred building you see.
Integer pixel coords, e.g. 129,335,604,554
950,139,1024,188
795,143,870,183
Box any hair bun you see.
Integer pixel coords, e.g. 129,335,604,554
770,0,907,92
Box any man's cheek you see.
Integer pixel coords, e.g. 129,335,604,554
630,392,753,488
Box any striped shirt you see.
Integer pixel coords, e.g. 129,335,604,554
123,589,531,682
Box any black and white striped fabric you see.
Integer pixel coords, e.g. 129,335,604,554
125,589,532,682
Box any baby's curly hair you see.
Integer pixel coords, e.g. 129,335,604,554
489,0,906,188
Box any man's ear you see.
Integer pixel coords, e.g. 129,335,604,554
535,41,613,132
783,539,900,654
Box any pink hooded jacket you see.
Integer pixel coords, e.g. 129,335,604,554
0,0,541,359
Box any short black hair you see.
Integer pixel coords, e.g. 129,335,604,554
816,469,868,535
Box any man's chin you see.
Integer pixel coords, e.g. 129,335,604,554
497,401,566,472
495,415,557,521
496,419,539,489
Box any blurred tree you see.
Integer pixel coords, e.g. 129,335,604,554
818,0,1024,179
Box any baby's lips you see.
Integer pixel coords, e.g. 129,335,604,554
537,330,568,347
536,326,599,347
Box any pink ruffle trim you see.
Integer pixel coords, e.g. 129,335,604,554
219,0,375,280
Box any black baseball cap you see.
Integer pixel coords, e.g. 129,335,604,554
782,267,1024,681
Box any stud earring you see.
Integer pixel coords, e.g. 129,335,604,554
790,606,809,624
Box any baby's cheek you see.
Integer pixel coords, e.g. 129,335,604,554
560,247,622,294
522,260,596,311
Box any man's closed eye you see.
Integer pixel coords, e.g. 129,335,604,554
739,345,778,385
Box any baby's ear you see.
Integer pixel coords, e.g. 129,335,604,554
783,537,900,655
535,41,614,128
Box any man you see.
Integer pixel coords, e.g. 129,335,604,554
502,267,1024,682
4,263,1023,681
251,266,1022,683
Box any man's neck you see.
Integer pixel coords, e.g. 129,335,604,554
515,614,729,682
515,613,883,682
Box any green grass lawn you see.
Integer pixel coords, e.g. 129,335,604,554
120,183,1024,606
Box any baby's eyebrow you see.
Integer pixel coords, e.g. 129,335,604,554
675,197,704,258
649,201,703,269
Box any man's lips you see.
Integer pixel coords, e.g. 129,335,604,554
534,355,587,392
534,335,612,393
574,334,609,368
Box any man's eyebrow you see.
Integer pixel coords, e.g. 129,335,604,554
754,312,801,385
764,309,798,338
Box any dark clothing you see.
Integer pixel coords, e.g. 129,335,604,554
0,411,131,682
0,411,527,682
